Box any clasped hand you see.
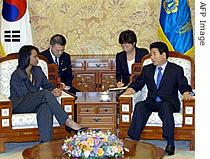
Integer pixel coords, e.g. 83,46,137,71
51,88,62,97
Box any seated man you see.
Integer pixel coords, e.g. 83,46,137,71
41,34,79,95
123,41,194,156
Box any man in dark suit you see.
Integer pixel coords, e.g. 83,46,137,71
123,41,194,156
116,30,149,87
41,34,79,94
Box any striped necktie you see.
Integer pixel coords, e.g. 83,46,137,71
55,57,59,66
156,67,163,89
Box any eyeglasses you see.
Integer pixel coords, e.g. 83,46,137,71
121,43,133,48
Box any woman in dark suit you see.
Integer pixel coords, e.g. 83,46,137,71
9,45,87,143
115,30,149,87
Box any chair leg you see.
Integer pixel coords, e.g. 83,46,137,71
0,140,6,153
190,130,195,151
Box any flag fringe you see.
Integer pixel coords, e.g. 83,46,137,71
185,46,195,58
0,42,6,57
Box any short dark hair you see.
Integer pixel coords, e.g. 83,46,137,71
17,45,39,69
50,34,66,46
119,30,137,46
150,42,169,58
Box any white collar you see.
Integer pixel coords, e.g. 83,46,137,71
157,61,167,71
49,49,58,61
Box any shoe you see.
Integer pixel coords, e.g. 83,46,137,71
124,137,139,142
65,125,89,134
165,144,175,156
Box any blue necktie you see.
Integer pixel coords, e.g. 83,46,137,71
156,67,162,102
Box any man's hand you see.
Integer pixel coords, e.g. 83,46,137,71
117,81,124,88
51,88,62,97
123,88,136,95
182,91,194,100
60,82,66,90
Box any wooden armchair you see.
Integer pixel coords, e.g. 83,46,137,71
118,52,195,150
0,53,75,152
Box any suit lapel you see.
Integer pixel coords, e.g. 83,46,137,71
134,48,139,62
122,52,129,73
47,50,55,64
149,65,157,89
59,55,64,68
159,62,170,89
31,68,40,89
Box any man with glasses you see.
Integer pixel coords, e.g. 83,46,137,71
41,34,79,94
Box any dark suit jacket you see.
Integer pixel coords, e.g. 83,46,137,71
115,47,149,86
41,49,73,86
9,66,55,109
129,62,192,112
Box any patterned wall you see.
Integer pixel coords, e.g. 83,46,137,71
0,0,195,56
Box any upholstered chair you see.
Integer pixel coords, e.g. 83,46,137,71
0,53,75,152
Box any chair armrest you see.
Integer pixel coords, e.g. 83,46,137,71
57,91,74,101
48,64,61,87
130,63,143,82
132,63,142,76
182,97,195,127
0,95,12,130
0,95,10,102
57,91,75,120
118,95,133,125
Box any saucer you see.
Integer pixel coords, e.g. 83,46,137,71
99,97,111,102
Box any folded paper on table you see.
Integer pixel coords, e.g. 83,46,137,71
109,86,128,91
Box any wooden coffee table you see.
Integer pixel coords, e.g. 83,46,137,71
75,92,118,134
22,139,165,159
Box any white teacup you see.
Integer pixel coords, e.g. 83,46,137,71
101,94,110,101
100,91,110,101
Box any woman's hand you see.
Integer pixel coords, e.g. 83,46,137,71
59,82,66,90
51,88,62,97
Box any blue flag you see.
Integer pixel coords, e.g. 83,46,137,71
159,0,194,56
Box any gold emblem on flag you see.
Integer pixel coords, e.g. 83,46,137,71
163,0,179,14
177,21,192,34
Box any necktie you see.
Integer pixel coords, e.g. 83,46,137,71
55,57,59,66
156,67,162,89
156,67,162,102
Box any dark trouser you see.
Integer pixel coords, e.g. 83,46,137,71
13,90,68,142
128,100,175,145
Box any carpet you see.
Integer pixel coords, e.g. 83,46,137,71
146,140,195,159
0,140,195,159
